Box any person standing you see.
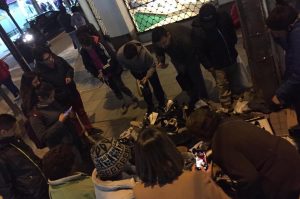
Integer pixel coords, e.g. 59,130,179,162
0,59,20,101
71,6,87,29
57,6,80,50
192,3,242,112
78,34,138,114
152,24,208,111
266,5,300,124
117,40,166,114
33,47,102,136
0,114,49,199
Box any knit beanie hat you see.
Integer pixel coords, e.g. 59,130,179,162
90,137,130,180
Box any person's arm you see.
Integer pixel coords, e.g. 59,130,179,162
29,114,65,145
191,25,213,69
80,51,99,78
275,31,300,103
224,12,238,45
153,45,166,67
143,46,156,79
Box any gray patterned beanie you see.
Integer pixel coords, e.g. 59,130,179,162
90,137,130,179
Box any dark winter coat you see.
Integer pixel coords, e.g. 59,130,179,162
212,118,300,199
192,11,238,69
29,101,75,148
35,55,78,105
154,23,199,74
0,137,49,199
274,21,300,103
80,41,122,78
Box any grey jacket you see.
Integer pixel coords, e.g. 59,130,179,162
117,40,156,77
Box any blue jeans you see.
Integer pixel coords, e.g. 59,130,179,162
1,76,19,97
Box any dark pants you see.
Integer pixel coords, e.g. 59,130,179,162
131,71,166,110
70,89,93,130
175,62,207,108
1,76,19,97
106,74,133,100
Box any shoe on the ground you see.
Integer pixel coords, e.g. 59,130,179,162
86,127,103,136
216,107,233,114
121,104,129,115
14,94,20,101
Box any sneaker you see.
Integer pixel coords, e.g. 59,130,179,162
121,104,129,115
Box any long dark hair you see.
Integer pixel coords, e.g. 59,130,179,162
20,72,39,116
135,127,184,186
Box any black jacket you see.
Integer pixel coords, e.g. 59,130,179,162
29,101,77,148
80,41,122,78
57,12,75,33
35,55,78,105
212,119,300,199
154,23,200,74
0,137,48,199
192,11,238,69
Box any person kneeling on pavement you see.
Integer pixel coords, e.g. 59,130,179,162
42,144,96,199
90,137,136,199
186,108,300,199
0,114,49,199
133,127,229,199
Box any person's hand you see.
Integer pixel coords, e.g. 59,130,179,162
141,76,148,85
58,113,67,122
272,95,281,105
65,77,72,84
192,162,213,177
157,62,168,69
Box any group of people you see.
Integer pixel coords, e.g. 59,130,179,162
1,1,300,199
1,107,300,199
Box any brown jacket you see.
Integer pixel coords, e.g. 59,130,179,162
133,171,230,199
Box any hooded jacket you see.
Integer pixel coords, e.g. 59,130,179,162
0,137,49,199
192,11,238,69
92,169,135,199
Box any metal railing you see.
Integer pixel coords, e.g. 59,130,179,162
123,0,216,32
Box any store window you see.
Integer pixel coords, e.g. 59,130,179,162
124,0,216,32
